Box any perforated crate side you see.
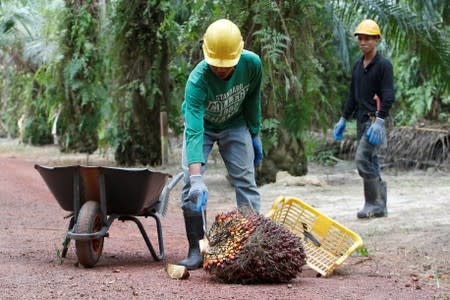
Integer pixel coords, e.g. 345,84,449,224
267,196,363,276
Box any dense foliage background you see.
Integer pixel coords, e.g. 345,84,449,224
0,0,448,181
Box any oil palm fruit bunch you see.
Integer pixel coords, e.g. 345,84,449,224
203,208,306,284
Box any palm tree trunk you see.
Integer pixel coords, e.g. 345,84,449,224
112,0,166,166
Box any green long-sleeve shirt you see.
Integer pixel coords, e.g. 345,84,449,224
181,49,262,165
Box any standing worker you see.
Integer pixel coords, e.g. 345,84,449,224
178,19,263,269
333,19,394,219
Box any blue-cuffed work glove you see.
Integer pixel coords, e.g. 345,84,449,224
187,175,208,212
367,117,385,145
252,135,263,167
333,117,346,141
194,192,208,212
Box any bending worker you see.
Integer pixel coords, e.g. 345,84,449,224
178,19,263,269
333,19,395,219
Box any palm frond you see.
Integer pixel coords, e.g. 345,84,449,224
254,28,289,64
0,0,63,66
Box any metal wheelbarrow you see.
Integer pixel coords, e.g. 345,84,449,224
35,164,183,268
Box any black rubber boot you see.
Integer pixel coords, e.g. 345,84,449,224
177,214,204,270
357,178,387,219
379,180,388,216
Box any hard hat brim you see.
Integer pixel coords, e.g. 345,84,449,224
204,55,241,68
354,31,381,37
202,41,244,68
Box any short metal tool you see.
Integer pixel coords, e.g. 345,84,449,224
201,206,209,242
302,222,321,247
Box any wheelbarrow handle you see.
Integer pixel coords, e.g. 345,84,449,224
158,172,184,216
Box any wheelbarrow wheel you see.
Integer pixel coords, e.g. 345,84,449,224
75,201,104,268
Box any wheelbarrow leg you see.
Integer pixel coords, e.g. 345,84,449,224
62,216,75,258
119,214,164,261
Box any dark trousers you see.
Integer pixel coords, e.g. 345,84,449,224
355,121,381,180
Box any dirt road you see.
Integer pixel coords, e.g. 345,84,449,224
0,139,449,299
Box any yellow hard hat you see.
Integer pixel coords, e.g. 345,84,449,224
354,19,381,37
202,19,244,67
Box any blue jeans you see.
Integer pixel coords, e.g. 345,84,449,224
181,126,260,213
355,121,381,180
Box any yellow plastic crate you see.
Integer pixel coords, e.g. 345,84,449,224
266,196,363,277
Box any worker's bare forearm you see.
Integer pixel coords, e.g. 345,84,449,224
189,163,202,176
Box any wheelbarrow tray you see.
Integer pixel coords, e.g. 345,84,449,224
35,164,168,215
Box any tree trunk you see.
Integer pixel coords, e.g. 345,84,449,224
58,0,102,154
114,91,161,166
113,0,166,166
256,127,307,185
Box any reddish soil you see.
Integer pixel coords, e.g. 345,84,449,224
0,142,449,300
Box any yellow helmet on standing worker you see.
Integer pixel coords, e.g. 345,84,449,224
202,19,244,68
354,19,381,37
